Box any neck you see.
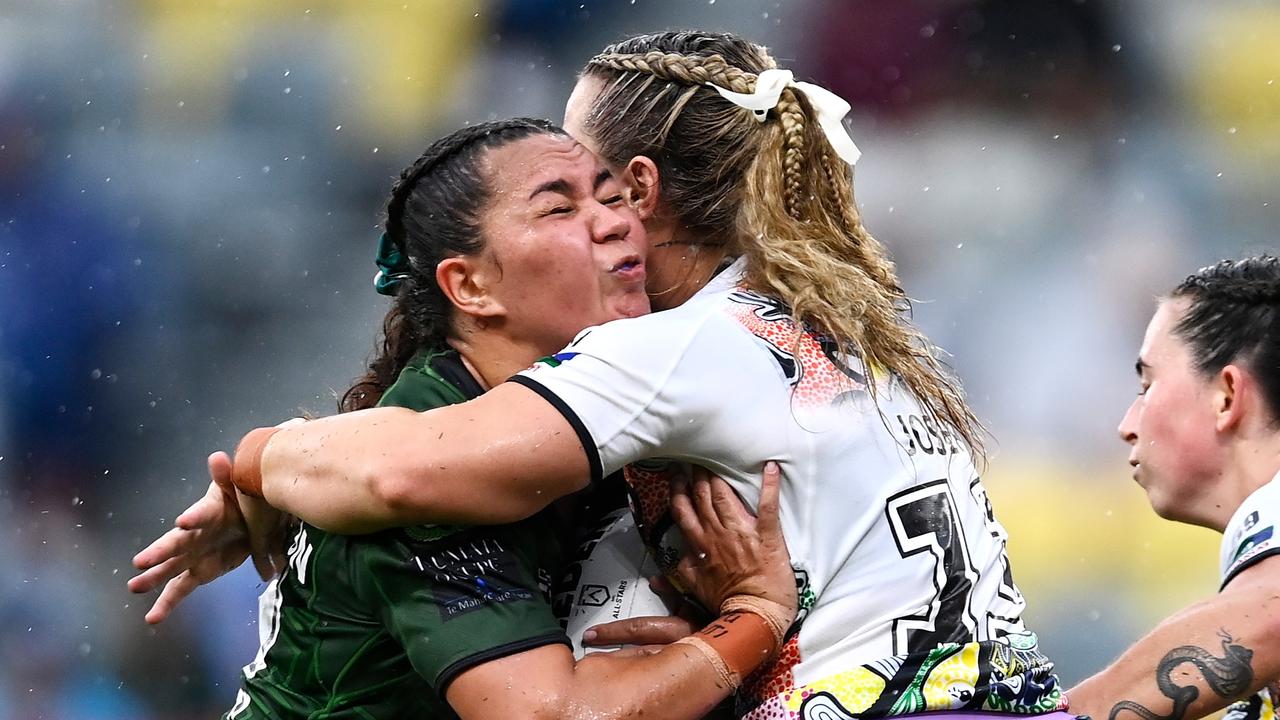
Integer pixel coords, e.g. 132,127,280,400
1210,426,1280,532
446,327,548,391
646,222,732,311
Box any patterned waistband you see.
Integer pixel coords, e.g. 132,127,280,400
741,636,1066,720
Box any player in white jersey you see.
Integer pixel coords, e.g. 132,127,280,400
512,259,1059,719
147,31,1070,720
1072,256,1280,720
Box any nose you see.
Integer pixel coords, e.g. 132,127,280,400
591,201,631,244
1118,397,1139,445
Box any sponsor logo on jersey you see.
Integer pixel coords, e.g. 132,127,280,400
524,352,580,374
1232,525,1275,567
410,536,534,620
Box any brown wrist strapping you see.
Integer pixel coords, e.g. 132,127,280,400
721,595,794,648
677,609,778,688
232,427,280,498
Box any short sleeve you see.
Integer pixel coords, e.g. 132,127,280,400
1220,477,1280,589
508,306,770,480
360,522,568,694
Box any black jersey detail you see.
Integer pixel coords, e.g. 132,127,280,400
1221,546,1280,591
506,375,604,485
429,351,486,400
435,632,570,696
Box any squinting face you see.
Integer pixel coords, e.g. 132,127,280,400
478,134,648,353
564,75,704,311
1119,299,1224,526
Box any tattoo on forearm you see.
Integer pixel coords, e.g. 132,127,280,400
1108,630,1254,720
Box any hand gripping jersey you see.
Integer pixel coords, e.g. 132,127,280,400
512,259,1064,720
226,350,569,720
1220,472,1280,720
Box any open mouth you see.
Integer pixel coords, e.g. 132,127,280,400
610,256,643,274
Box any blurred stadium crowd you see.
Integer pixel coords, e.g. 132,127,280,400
0,0,1277,716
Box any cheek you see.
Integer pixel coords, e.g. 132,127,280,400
502,240,596,303
1141,393,1217,480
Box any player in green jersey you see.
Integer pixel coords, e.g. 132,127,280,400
131,117,796,719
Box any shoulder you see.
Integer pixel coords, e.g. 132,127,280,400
1221,474,1280,588
545,289,760,363
379,348,481,410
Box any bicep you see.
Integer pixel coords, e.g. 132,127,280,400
378,383,594,525
1215,555,1280,680
264,383,593,529
1071,555,1280,720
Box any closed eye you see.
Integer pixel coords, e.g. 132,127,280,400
602,195,625,205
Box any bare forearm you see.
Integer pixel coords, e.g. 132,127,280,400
251,384,592,532
559,645,733,719
1070,579,1280,720
448,639,743,720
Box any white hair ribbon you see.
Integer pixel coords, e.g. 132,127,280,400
707,68,861,166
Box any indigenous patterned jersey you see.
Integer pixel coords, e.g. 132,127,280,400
225,350,568,720
512,258,1063,720
1220,472,1280,720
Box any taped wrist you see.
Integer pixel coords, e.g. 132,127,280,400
232,427,280,498
673,610,779,690
721,595,794,648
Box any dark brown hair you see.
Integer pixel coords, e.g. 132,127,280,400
340,118,565,412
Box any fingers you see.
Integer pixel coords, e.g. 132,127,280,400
248,525,287,582
250,553,276,583
127,554,188,594
582,615,696,647
132,526,195,570
143,571,201,625
669,479,707,552
756,461,783,535
691,475,727,535
673,552,700,597
598,645,665,659
207,451,235,496
248,533,283,582
707,476,754,530
175,494,222,530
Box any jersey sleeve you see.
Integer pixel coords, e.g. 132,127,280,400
1220,477,1280,589
508,308,763,480
358,522,569,695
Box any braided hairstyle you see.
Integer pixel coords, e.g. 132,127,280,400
341,118,566,412
1168,255,1280,423
580,31,984,456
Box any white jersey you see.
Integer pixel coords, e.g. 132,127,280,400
512,259,1063,719
1220,472,1280,720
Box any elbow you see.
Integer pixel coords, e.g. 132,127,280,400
367,464,431,525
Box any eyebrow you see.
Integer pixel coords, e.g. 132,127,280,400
527,169,614,200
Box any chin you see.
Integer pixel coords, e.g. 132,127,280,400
615,294,651,319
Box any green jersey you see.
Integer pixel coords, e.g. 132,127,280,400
225,349,569,719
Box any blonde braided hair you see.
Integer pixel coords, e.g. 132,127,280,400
582,32,984,457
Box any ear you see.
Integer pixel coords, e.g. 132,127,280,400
1214,364,1247,432
622,155,662,221
436,256,505,321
